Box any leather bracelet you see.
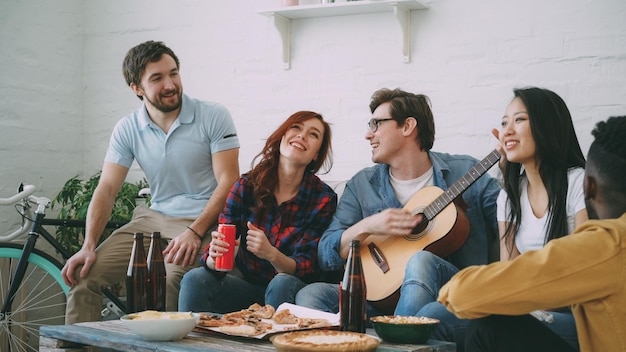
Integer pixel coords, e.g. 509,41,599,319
187,226,203,239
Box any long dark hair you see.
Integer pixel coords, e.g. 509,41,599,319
248,111,333,209
502,87,586,254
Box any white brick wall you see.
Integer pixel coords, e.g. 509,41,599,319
1,0,625,234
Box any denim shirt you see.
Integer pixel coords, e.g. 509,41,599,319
318,151,500,272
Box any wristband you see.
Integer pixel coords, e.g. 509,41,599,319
187,226,203,239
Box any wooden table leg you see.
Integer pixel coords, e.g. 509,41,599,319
39,336,88,352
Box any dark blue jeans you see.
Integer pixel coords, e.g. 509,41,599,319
179,268,306,313
296,251,465,347
394,251,466,347
465,314,578,352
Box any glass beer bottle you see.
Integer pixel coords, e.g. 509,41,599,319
126,232,149,313
340,239,367,333
147,232,166,311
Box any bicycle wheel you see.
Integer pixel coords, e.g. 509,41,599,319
0,243,68,352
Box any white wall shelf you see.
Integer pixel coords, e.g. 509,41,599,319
258,0,429,69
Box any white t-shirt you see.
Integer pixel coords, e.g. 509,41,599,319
390,167,434,206
497,167,586,253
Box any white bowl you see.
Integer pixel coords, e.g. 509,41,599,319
120,311,200,341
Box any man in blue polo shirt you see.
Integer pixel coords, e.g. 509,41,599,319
61,40,240,323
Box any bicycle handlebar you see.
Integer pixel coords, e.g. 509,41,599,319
0,185,38,241
0,184,36,206
2,184,133,243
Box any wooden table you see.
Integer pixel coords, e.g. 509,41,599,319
40,320,457,352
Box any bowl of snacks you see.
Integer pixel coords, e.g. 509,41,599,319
120,310,200,341
370,315,440,344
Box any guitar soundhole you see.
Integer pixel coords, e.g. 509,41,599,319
407,212,431,240
412,218,429,235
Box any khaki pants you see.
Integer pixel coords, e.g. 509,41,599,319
65,206,211,324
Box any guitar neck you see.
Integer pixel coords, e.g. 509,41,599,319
423,149,500,220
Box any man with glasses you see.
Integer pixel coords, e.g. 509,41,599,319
296,88,500,348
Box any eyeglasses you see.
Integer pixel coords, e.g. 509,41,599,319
367,118,394,133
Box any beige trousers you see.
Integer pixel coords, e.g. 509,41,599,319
65,206,211,324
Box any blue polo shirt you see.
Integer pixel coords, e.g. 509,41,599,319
105,94,240,218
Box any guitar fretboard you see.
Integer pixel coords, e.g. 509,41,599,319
422,149,500,220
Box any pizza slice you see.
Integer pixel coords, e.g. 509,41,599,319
217,317,273,337
273,309,298,324
247,303,275,319
218,324,261,337
198,313,242,328
296,317,332,329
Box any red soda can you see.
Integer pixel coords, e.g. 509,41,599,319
214,224,236,271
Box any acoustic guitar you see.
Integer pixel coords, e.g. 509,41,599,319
361,149,501,313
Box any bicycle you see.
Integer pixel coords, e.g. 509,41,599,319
0,183,128,352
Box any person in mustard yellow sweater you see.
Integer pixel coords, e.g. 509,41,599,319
438,115,626,352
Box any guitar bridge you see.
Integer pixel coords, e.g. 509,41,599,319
368,242,390,273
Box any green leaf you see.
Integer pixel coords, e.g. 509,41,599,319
52,171,149,256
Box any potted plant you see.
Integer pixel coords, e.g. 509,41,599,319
52,171,150,255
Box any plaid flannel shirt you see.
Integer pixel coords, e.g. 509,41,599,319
201,171,337,285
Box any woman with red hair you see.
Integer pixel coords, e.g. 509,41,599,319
179,111,337,312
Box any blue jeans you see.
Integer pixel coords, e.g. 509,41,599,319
295,282,383,325
540,310,579,350
396,252,578,350
265,273,308,308
179,268,306,313
296,251,463,337
465,315,577,352
395,251,466,347
295,281,339,313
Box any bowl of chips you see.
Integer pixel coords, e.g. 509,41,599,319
370,315,439,344
120,310,200,341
